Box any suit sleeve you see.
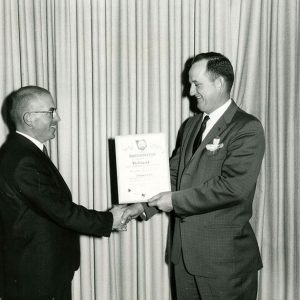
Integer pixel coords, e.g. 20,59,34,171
14,158,113,237
169,118,189,191
172,119,265,217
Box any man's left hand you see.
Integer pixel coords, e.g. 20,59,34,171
148,191,173,212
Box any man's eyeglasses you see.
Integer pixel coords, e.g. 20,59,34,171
26,108,57,119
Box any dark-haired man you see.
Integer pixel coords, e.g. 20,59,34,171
0,86,126,300
122,52,265,299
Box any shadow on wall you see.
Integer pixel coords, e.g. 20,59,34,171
1,91,16,135
182,56,200,115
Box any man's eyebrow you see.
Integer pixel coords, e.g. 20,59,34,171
49,107,56,112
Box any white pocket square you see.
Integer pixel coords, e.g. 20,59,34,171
206,137,223,152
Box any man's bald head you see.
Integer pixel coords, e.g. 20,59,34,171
10,86,51,129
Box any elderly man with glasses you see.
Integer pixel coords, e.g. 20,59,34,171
0,86,126,300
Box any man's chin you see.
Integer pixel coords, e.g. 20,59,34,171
197,104,205,112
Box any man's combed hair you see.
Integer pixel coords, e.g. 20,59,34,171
192,52,234,93
10,86,50,125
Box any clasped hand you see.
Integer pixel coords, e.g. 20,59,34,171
110,192,173,231
110,203,144,231
110,205,128,231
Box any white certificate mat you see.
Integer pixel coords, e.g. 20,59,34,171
115,133,171,204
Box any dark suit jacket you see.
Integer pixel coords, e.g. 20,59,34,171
0,133,113,299
144,101,265,278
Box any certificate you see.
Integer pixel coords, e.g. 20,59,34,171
115,133,171,204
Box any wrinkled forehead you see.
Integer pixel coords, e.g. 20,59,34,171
29,93,55,110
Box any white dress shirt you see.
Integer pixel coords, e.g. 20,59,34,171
201,99,232,141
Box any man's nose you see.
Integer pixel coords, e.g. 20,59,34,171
190,84,195,96
54,111,61,122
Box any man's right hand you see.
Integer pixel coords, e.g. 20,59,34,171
121,203,144,225
110,205,128,231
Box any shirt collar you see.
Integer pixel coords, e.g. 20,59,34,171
205,98,232,122
16,131,44,151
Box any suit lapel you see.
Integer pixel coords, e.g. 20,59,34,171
13,133,72,197
185,101,239,166
184,114,204,164
195,117,227,155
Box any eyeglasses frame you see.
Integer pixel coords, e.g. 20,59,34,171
24,108,57,119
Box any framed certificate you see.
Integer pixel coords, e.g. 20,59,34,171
115,133,171,204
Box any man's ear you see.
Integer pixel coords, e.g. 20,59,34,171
215,76,225,92
23,112,33,128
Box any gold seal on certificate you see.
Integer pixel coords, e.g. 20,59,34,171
115,133,171,204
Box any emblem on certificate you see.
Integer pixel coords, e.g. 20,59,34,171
115,133,171,204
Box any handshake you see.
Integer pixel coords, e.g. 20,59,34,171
109,203,145,231
109,191,173,231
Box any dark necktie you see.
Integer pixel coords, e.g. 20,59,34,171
43,145,49,157
192,115,210,154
